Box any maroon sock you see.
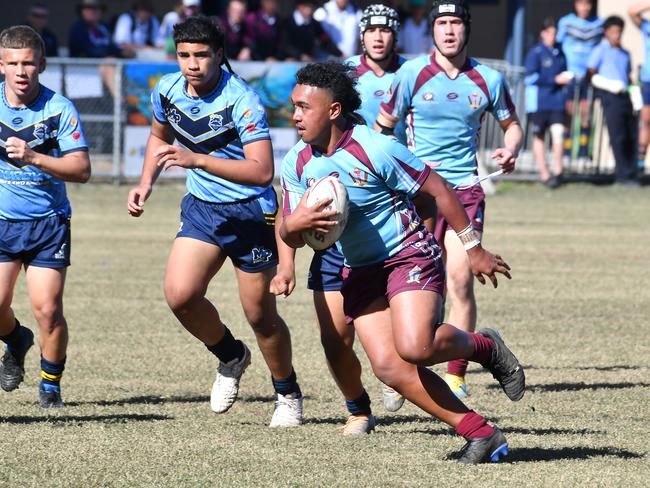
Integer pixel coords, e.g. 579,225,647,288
468,333,495,367
455,411,495,439
447,359,468,377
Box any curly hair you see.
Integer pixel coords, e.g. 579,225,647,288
295,61,361,116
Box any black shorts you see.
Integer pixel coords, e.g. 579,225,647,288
529,111,566,137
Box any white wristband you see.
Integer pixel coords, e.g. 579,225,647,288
457,224,481,251
463,238,481,251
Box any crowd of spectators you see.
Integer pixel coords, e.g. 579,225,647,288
18,0,433,61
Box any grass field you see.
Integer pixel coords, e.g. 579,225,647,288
0,183,648,487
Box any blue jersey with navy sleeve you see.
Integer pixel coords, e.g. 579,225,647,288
151,70,272,203
641,20,650,83
524,42,567,113
346,53,407,142
557,13,603,78
0,83,87,220
381,55,516,186
282,124,431,268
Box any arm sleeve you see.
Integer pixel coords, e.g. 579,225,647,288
524,49,540,85
587,45,603,72
57,100,88,154
556,16,568,43
488,73,516,122
373,136,431,198
379,66,414,123
232,89,271,145
280,152,306,216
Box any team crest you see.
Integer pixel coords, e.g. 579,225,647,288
349,167,370,186
406,265,422,284
422,92,434,101
33,123,50,140
306,177,316,187
468,92,483,110
165,107,181,124
54,243,67,260
208,113,223,131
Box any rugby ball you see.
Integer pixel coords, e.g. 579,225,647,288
302,176,349,251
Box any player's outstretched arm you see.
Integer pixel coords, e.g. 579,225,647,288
492,117,523,174
155,139,274,187
127,118,175,217
5,137,90,183
271,211,297,297
418,170,511,288
280,192,339,249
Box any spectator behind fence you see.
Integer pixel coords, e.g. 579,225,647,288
243,0,282,61
525,18,572,189
280,0,342,62
24,4,58,57
160,0,202,57
628,1,650,175
216,0,251,61
397,0,432,55
558,0,603,161
112,0,163,54
313,0,361,59
588,16,638,186
69,0,133,58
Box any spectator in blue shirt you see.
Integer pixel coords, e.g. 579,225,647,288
558,0,603,160
525,18,572,188
68,0,134,58
629,1,650,174
588,16,638,186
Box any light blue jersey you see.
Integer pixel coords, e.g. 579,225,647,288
381,55,516,186
557,13,603,78
588,39,631,86
282,124,431,268
346,53,407,142
152,70,272,203
641,20,650,83
0,83,87,220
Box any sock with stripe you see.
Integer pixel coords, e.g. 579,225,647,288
40,356,66,393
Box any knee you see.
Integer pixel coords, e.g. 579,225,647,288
371,359,413,389
32,303,64,331
393,340,433,366
164,282,202,315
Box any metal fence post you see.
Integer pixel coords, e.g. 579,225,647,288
112,60,123,184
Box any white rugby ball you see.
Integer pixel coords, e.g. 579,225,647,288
302,176,349,251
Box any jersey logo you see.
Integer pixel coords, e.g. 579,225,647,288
252,247,273,264
33,123,51,141
374,90,385,97
208,113,224,131
190,106,200,115
54,243,67,260
422,92,434,101
349,167,370,186
468,92,483,110
406,265,422,284
165,107,181,124
446,92,459,101
12,117,23,126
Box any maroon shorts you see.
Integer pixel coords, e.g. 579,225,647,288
434,185,486,243
341,234,445,324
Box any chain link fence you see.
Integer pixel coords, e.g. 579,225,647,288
40,57,629,183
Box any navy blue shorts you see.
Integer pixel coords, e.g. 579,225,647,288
529,111,566,137
0,214,71,268
642,82,650,106
567,76,591,102
177,192,278,273
308,246,344,291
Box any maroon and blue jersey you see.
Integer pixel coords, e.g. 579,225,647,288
346,53,407,142
282,124,432,268
381,55,516,186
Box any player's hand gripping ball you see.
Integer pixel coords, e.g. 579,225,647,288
302,176,349,250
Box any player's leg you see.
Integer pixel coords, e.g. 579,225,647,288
353,298,509,464
235,266,303,427
639,104,650,174
531,113,551,183
24,265,67,407
164,237,251,413
314,290,374,434
0,260,34,392
577,82,592,160
550,120,566,182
